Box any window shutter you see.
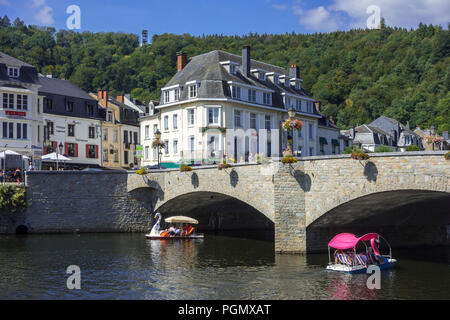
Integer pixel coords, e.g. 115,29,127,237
86,145,89,158
95,145,99,159
65,142,68,155
75,143,78,157
53,142,57,153
43,146,47,155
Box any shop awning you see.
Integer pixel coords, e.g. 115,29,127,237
319,137,328,145
332,139,340,146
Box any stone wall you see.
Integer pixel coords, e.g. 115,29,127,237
15,171,152,234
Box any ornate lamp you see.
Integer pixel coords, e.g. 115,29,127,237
288,107,296,119
430,124,436,136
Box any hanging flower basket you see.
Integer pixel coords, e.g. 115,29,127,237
180,164,192,172
282,118,303,132
351,150,370,161
152,139,165,149
281,155,298,164
424,135,443,144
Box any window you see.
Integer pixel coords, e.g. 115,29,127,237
208,107,220,125
164,140,169,155
66,101,74,112
307,101,313,113
174,89,180,101
274,75,279,84
107,111,113,122
124,130,129,144
145,125,150,139
124,151,129,164
248,89,256,102
250,113,257,129
8,122,13,138
114,150,119,163
3,93,13,109
103,148,108,161
44,97,52,110
8,67,19,77
309,123,314,139
187,109,195,126
16,95,27,110
234,110,242,128
145,146,149,160
265,115,271,131
263,92,271,105
164,116,169,131
295,81,301,90
164,91,170,103
103,128,108,141
189,85,197,98
16,123,21,139
113,128,118,143
153,124,158,134
38,98,40,113
173,139,178,154
258,71,265,81
37,125,40,142
87,145,98,159
173,114,178,130
231,86,241,99
285,97,291,108
68,124,75,137
67,143,77,157
47,121,54,135
89,127,96,139
134,132,138,144
189,136,195,153
296,100,301,111
320,142,325,153
87,104,94,116
2,122,7,138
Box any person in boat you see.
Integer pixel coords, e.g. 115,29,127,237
166,224,176,236
173,226,182,237
367,247,384,265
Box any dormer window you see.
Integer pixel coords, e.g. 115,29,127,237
164,91,170,103
8,67,19,78
189,84,197,98
258,71,265,81
174,88,180,101
230,65,236,74
274,75,279,84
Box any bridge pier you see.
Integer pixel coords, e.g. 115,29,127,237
274,163,307,253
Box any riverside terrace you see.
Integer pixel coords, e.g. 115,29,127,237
3,151,449,253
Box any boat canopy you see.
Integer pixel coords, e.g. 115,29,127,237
328,233,379,250
165,216,199,224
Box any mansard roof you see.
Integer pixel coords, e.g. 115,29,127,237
161,50,314,110
0,51,39,85
38,75,97,101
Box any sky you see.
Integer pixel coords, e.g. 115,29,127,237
0,0,449,37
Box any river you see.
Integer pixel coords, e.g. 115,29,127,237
0,233,448,299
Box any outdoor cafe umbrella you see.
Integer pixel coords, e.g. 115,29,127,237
41,152,72,161
0,150,29,159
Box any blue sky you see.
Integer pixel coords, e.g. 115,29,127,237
1,0,449,37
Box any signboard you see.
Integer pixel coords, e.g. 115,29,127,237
5,111,26,117
135,145,144,159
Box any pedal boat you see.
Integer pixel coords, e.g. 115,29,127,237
326,233,397,274
145,213,204,240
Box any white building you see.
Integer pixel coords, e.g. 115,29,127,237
0,51,44,168
38,75,103,169
140,47,321,167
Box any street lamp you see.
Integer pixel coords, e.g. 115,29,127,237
287,107,296,154
58,142,63,170
154,129,162,169
430,124,436,150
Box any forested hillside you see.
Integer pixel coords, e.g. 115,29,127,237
0,16,448,131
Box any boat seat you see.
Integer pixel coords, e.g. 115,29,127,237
335,253,353,266
355,254,368,266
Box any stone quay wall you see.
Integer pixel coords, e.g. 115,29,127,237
7,171,152,234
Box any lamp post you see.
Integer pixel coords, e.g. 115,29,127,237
154,129,162,169
58,142,63,170
430,124,436,151
287,107,296,155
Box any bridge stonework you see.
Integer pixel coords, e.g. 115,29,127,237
3,152,449,253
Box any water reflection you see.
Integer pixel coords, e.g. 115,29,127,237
0,234,448,300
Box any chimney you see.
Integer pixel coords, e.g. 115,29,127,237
289,65,300,78
98,90,108,107
242,46,251,77
177,52,187,71
117,95,124,103
98,90,103,100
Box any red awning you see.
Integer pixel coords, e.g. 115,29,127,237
328,233,379,250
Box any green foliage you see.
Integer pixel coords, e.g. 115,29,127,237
406,145,421,151
343,145,358,154
375,145,395,153
444,151,450,160
180,164,192,172
0,186,28,213
0,17,448,129
218,162,232,170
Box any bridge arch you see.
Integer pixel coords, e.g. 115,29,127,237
153,191,274,234
305,189,450,252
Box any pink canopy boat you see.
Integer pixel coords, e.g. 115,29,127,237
326,232,397,273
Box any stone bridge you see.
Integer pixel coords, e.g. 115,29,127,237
4,151,449,253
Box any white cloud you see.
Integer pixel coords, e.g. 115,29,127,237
292,0,449,32
34,5,54,25
31,0,46,8
272,4,288,11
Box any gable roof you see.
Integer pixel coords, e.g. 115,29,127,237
0,51,39,85
161,50,314,111
0,51,33,67
38,75,96,101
